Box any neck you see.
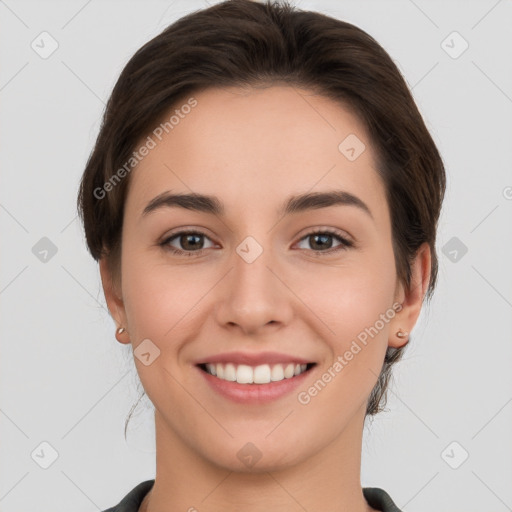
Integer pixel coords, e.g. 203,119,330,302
143,404,376,512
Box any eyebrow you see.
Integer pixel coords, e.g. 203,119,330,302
141,190,373,220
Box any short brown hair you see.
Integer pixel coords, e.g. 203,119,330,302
77,0,446,417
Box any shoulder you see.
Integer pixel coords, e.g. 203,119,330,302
100,480,155,512
363,487,403,512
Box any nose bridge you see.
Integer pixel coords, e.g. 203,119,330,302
214,234,292,332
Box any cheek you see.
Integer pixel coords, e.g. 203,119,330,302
292,245,397,344
121,247,215,341
119,252,204,404
291,250,397,422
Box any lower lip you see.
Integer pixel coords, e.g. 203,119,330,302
197,366,313,404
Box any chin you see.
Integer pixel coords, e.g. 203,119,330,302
198,437,313,475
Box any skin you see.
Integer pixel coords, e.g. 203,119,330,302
99,85,431,512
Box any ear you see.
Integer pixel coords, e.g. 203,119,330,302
99,257,130,344
388,242,431,348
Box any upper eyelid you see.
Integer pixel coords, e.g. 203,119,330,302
162,230,217,247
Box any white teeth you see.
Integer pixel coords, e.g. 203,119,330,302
224,363,236,382
294,364,308,375
284,363,295,378
236,364,253,384
203,362,310,384
253,364,271,384
270,364,284,381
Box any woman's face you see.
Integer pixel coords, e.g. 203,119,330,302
102,85,421,472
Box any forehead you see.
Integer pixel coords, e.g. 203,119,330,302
127,85,387,220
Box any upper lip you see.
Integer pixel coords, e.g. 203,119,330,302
194,351,314,366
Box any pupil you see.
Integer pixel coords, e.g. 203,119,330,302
311,234,331,250
182,234,202,250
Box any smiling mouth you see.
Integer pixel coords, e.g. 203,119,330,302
198,362,316,384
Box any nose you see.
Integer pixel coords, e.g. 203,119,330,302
213,241,294,336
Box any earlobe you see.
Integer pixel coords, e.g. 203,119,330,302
392,328,409,348
388,242,431,348
115,326,130,344
99,257,130,344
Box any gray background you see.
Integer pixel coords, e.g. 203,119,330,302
1,0,511,510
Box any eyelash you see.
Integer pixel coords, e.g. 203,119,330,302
159,229,354,257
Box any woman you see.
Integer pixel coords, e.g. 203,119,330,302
77,1,445,510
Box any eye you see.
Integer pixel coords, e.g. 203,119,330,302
160,230,215,256
159,228,353,258
295,229,353,254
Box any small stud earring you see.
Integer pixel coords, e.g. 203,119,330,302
117,327,126,335
396,329,409,338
